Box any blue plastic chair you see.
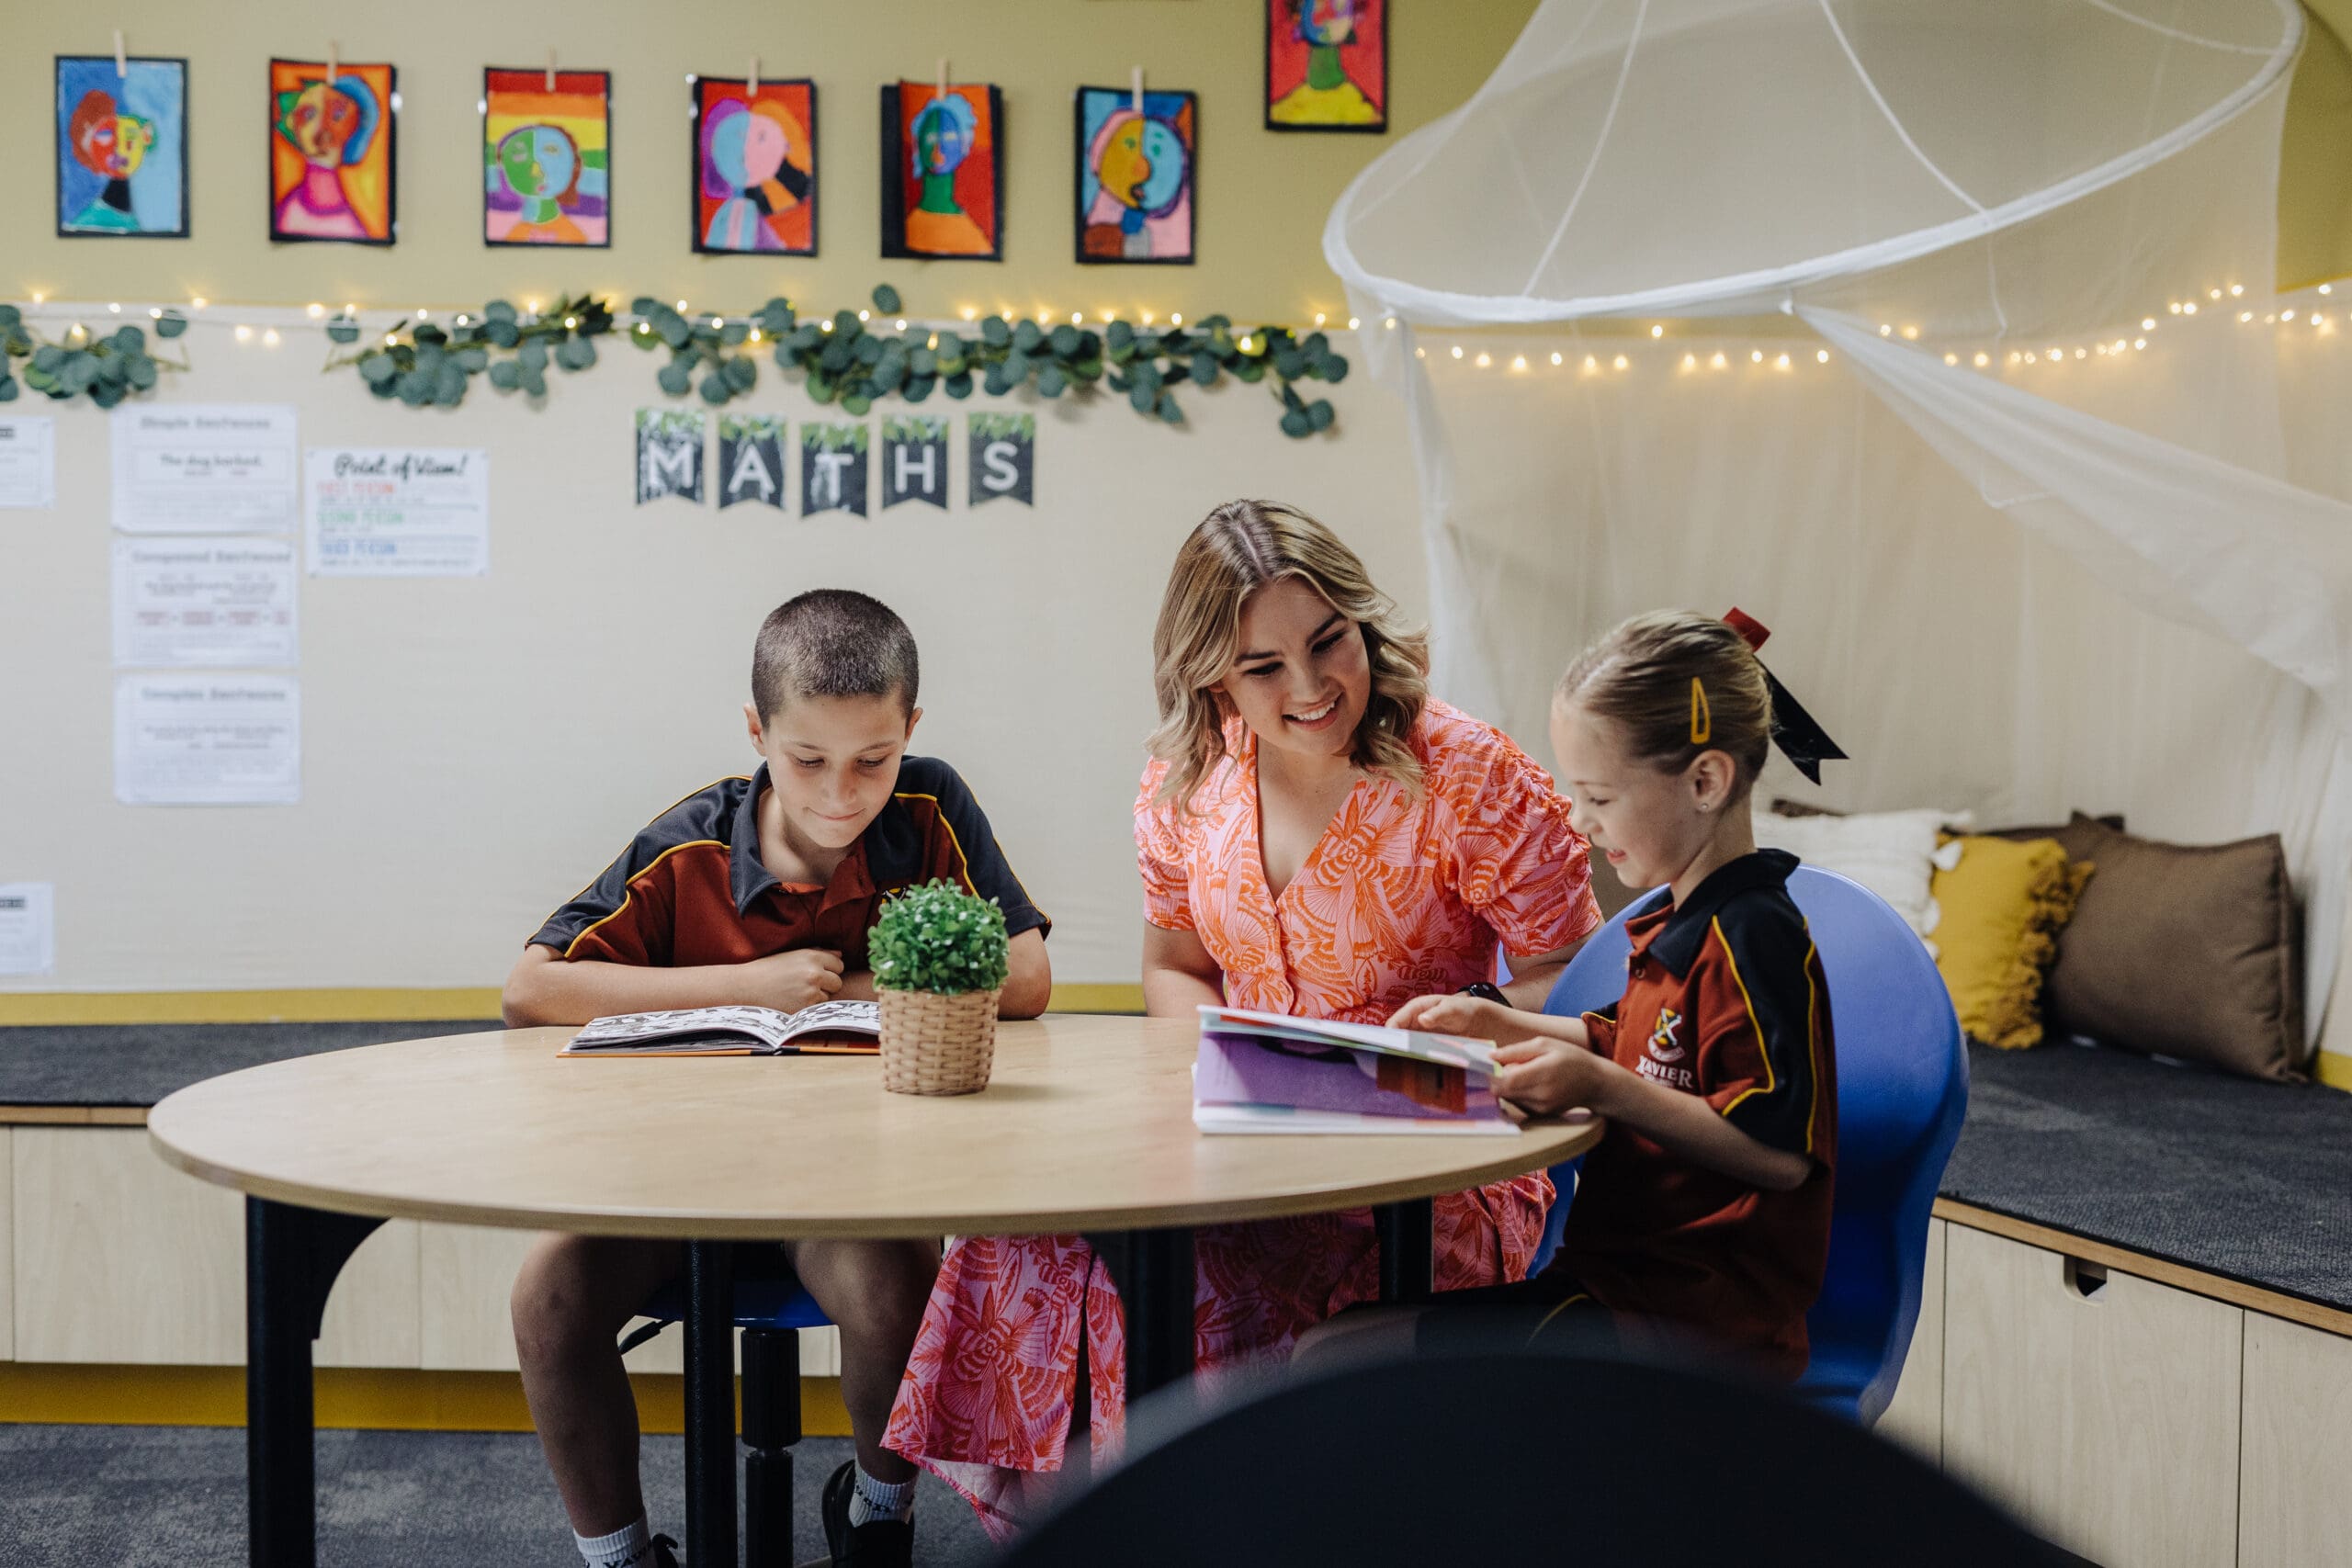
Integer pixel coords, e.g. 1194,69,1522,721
1531,865,1967,1424
622,1257,832,1567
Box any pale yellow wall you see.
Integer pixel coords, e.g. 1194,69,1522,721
2281,3,2352,289
2,0,1541,324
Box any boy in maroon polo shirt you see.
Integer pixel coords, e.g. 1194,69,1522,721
503,590,1051,1568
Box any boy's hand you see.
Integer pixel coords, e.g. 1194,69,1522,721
1385,993,1537,1044
1491,1038,1619,1121
741,949,845,1011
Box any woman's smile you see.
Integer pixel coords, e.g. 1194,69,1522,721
1285,694,1343,731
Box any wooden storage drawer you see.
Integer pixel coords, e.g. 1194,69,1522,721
1874,1215,1944,1462
11,1127,419,1368
2239,1312,2352,1567
1942,1225,2241,1568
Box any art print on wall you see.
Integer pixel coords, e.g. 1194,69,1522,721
1265,0,1386,132
801,423,869,517
1075,86,1195,265
718,414,787,509
880,416,949,509
879,82,1003,261
636,410,705,504
692,76,816,255
484,67,610,247
968,413,1034,507
269,59,395,244
55,56,189,237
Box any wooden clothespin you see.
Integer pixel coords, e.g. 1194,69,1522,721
935,58,948,104
545,49,557,93
747,54,760,95
1132,66,1145,115
113,28,128,78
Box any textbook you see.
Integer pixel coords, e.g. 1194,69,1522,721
561,1000,881,1057
1193,1005,1516,1134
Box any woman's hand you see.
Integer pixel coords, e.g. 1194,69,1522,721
1491,1037,1620,1121
1385,992,1539,1044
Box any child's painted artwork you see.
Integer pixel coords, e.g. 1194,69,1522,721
879,83,1002,261
1076,87,1195,265
1266,0,1387,131
692,77,816,255
636,410,705,504
801,423,869,517
269,59,395,244
968,413,1034,507
881,416,949,510
55,56,189,238
484,68,610,247
718,414,787,510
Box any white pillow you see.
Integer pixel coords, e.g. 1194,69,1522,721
1749,807,1972,948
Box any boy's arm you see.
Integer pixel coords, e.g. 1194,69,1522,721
997,927,1052,1019
501,942,845,1027
1385,991,1592,1049
1494,1043,1813,1190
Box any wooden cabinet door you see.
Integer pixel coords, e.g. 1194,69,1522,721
2239,1312,2352,1567
1875,1215,1944,1463
1942,1225,2241,1568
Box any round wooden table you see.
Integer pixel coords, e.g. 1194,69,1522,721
150,1014,1600,1568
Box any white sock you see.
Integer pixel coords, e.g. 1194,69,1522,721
848,1465,916,1527
575,1517,657,1568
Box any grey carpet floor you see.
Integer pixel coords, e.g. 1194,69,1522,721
0,1425,1001,1568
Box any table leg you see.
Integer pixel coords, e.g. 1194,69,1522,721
1375,1198,1434,1304
1088,1228,1196,1396
684,1240,739,1568
244,1198,385,1568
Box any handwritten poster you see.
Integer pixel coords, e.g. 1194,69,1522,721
110,405,300,534
305,447,491,576
111,537,299,668
0,417,57,508
114,676,301,806
0,884,55,977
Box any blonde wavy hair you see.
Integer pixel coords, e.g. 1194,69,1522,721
1148,500,1431,808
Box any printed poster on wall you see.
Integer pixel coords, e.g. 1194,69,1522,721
0,884,56,977
111,537,299,668
801,423,868,516
0,416,57,508
637,410,706,504
304,447,490,576
968,412,1035,506
110,404,300,534
718,414,787,509
880,416,948,509
113,675,301,807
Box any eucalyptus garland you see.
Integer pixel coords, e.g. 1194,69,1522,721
329,294,614,407
0,305,188,407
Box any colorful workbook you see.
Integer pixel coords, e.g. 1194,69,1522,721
561,1000,879,1056
1193,1004,1517,1134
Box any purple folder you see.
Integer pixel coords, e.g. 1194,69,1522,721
1195,1031,1507,1123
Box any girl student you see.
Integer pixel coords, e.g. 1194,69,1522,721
1335,609,1841,1378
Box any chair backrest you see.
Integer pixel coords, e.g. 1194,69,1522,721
1001,1351,2064,1568
1534,865,1968,1423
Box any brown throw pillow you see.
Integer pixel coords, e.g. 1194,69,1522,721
2041,813,2302,1081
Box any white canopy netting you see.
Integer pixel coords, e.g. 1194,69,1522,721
1328,0,2352,1052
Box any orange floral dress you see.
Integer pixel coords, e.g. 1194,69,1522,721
884,699,1601,1538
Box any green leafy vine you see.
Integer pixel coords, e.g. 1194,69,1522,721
0,306,189,407
328,294,614,408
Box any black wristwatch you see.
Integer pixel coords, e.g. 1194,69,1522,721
1456,981,1509,1005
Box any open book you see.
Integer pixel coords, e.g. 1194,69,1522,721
1193,1004,1517,1135
561,1000,880,1057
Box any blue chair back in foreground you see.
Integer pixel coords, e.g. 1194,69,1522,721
1532,864,1968,1424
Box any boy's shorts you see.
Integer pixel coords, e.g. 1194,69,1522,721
1413,1270,1618,1358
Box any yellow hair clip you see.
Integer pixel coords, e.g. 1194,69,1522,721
1690,677,1712,746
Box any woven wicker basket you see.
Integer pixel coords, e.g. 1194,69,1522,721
876,987,1002,1096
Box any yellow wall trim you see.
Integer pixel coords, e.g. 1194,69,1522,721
0,1363,851,1437
0,983,1147,1025
2318,1051,2352,1092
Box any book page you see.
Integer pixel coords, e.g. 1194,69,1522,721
570,1005,797,1051
775,999,881,1042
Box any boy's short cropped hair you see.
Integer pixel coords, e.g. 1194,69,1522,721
752,590,921,719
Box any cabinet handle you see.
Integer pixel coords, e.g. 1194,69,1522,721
2064,1256,2108,1299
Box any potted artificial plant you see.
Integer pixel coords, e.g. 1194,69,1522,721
868,878,1012,1096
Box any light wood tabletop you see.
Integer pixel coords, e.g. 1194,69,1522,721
147,1014,1601,1240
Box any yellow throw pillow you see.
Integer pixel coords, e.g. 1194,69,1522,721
1929,835,2095,1050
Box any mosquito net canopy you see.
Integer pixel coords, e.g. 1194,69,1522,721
1329,0,2352,1053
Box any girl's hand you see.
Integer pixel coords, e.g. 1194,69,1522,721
1491,1038,1620,1120
1385,992,1536,1044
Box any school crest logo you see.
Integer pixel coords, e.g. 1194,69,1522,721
1647,1008,1686,1063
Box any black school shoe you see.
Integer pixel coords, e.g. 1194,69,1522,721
650,1535,681,1568
821,1460,915,1568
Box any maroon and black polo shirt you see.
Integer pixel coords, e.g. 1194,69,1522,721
528,756,1047,970
1549,848,1838,1381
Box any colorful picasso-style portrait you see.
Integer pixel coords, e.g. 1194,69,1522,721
1266,0,1388,131
483,68,610,247
55,56,189,238
1076,86,1195,265
691,77,816,255
880,83,1003,261
269,59,395,244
